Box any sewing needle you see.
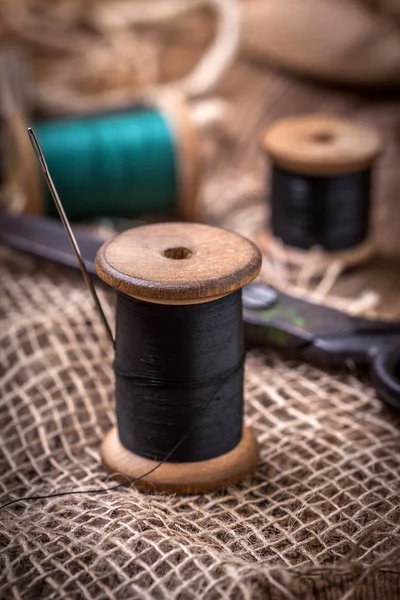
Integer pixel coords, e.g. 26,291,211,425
27,127,115,346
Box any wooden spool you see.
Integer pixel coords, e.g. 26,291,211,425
96,222,262,494
259,114,381,271
1,107,43,214
2,93,200,221
152,93,200,221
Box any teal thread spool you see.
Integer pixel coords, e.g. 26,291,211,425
6,95,199,220
36,109,177,219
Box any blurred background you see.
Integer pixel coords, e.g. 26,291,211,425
1,0,400,294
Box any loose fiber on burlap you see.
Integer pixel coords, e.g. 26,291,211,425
1,244,400,600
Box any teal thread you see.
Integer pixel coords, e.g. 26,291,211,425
35,109,177,220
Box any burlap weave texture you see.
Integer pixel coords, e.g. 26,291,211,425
1,3,400,596
1,247,400,600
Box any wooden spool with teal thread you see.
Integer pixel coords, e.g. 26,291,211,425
3,94,200,221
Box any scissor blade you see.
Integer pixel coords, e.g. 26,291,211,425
243,283,400,367
0,209,102,275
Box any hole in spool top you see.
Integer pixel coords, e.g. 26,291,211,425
164,247,193,260
312,131,335,144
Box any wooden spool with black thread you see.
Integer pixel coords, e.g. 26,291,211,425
258,115,381,271
96,222,262,493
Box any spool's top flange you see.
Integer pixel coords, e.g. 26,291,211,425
96,222,262,303
262,114,381,175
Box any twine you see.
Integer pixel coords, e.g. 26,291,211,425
0,0,240,115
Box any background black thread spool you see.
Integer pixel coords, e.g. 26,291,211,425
258,115,381,271
95,222,262,494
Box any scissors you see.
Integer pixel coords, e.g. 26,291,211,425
242,283,400,411
3,211,400,410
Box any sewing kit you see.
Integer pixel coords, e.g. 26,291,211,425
3,197,400,421
16,129,262,494
3,4,400,598
0,101,395,499
258,114,381,271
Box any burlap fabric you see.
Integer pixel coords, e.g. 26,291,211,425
1,244,400,600
2,3,400,599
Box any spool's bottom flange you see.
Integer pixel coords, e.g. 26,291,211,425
101,426,259,494
258,229,375,275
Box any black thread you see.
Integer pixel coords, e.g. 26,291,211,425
0,289,246,510
0,351,242,511
269,164,372,251
114,290,245,463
